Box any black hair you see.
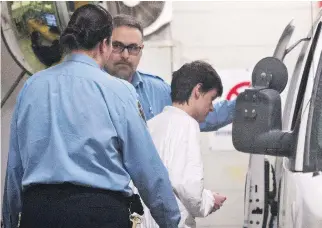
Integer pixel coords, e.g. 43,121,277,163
113,14,143,36
171,60,223,104
60,4,113,52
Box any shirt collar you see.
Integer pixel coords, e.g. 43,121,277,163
164,106,190,117
64,53,100,69
164,106,199,124
131,71,143,88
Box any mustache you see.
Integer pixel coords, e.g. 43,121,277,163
115,60,132,67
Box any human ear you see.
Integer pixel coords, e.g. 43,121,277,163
100,38,112,56
194,83,203,99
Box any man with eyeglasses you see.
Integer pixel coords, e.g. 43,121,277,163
105,14,235,131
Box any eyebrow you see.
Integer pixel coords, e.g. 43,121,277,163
112,40,141,46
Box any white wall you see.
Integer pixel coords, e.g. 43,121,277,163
171,1,319,69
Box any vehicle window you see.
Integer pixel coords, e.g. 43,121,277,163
300,20,322,172
308,51,322,171
317,102,322,149
289,13,322,130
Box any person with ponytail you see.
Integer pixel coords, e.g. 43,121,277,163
2,4,180,228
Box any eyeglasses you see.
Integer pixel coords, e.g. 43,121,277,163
112,41,143,56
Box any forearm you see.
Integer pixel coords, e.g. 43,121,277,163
175,182,214,218
199,189,216,216
126,157,180,227
200,99,236,132
3,109,23,228
2,170,23,228
122,108,180,227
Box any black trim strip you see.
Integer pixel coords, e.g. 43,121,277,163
1,70,26,108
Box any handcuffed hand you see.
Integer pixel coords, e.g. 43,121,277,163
213,192,227,211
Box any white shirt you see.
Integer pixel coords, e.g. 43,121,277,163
140,106,215,228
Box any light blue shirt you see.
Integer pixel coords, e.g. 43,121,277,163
132,71,236,131
2,54,180,228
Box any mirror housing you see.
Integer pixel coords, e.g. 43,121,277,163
232,57,294,156
252,57,288,93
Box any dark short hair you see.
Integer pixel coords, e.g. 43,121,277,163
113,14,143,36
171,60,223,104
60,4,113,52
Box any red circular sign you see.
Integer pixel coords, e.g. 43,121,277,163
226,81,251,100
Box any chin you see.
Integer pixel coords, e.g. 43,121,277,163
119,75,131,81
116,72,131,81
199,115,208,123
197,117,206,123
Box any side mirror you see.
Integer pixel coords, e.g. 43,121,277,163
232,57,294,156
252,57,288,93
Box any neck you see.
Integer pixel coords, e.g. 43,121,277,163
108,71,135,83
128,74,134,83
172,102,196,119
71,50,102,67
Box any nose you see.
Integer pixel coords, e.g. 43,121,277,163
121,48,130,59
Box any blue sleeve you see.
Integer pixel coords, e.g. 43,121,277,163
118,90,180,227
2,105,23,228
199,99,236,132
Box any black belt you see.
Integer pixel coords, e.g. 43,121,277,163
23,183,144,215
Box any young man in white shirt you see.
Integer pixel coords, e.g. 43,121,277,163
142,60,227,228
